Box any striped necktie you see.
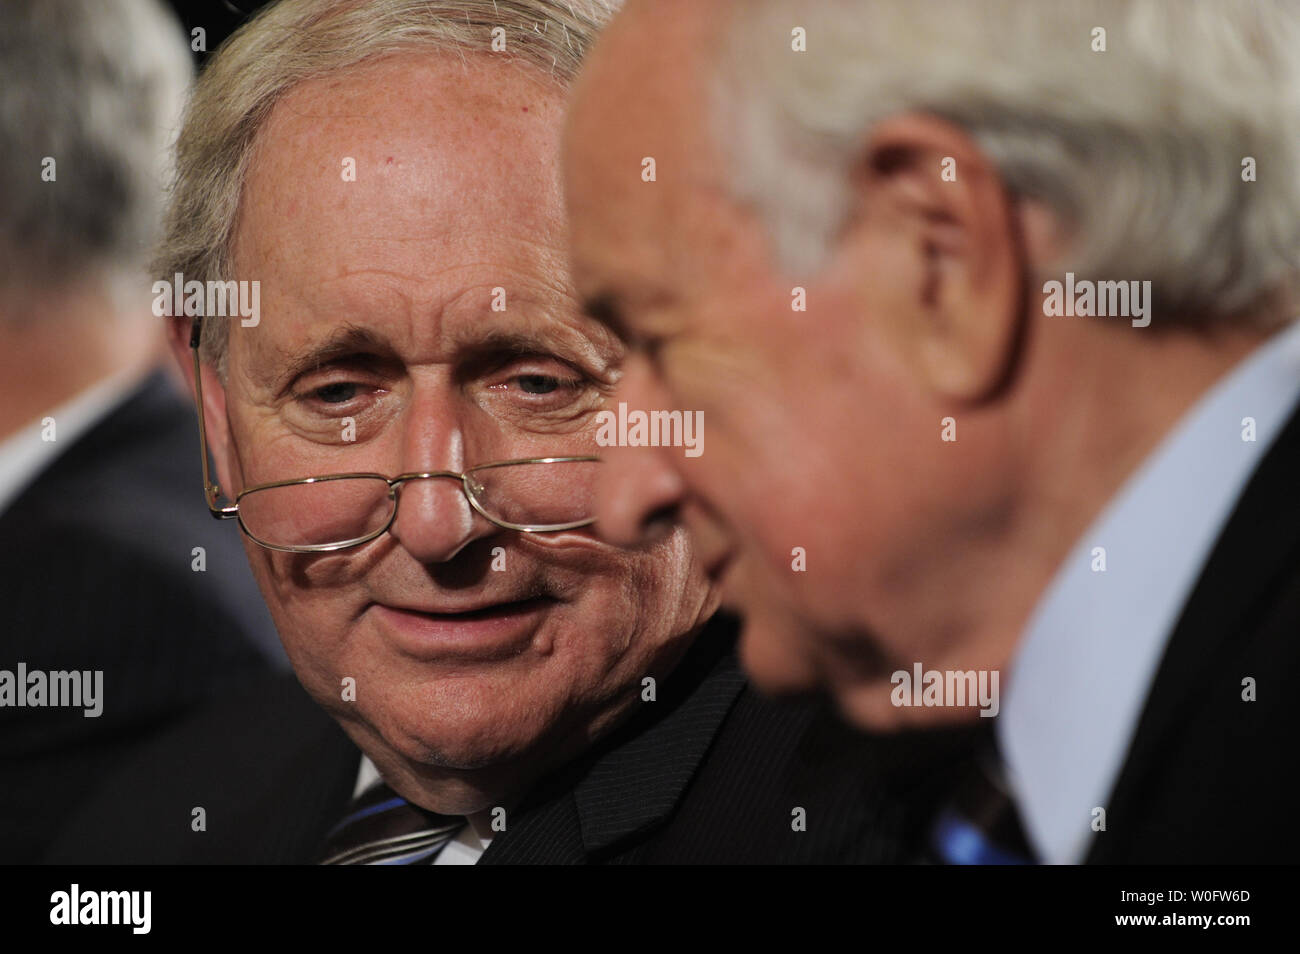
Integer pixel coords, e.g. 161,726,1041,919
317,780,465,865
929,720,1036,865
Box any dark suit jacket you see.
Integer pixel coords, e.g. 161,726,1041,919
44,616,975,864
0,370,285,863
1081,396,1300,864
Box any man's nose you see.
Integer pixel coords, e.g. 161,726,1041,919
386,389,496,563
595,356,688,547
388,475,490,563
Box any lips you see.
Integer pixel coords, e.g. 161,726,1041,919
381,595,550,617
369,596,556,661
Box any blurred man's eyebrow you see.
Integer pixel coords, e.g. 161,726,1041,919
581,291,630,342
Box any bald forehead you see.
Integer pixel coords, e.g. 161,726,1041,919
604,0,726,78
577,0,726,155
565,0,735,291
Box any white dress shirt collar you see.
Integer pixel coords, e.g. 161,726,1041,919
0,368,145,516
999,318,1300,864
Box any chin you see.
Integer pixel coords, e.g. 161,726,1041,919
374,673,558,771
394,729,525,773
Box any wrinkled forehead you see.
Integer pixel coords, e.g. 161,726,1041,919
225,51,616,374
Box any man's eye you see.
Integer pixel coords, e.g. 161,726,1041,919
517,374,562,395
484,364,591,404
311,382,359,404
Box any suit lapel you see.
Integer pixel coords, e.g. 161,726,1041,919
573,650,745,855
475,792,588,864
1087,396,1300,862
480,616,743,864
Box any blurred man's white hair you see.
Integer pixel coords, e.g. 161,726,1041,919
714,0,1300,326
0,0,191,310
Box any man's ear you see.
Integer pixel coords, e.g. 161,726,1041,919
165,317,238,500
841,113,1024,402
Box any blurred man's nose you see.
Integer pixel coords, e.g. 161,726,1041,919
595,355,688,547
387,386,495,563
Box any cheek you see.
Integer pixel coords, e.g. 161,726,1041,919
722,408,880,635
534,530,710,666
721,404,821,559
231,414,337,486
239,543,361,673
227,387,376,488
224,401,289,488
738,483,834,617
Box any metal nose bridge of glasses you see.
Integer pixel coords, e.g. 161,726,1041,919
187,318,599,552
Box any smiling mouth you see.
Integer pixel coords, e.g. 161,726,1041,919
387,596,554,619
369,596,557,661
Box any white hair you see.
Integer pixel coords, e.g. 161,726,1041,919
713,0,1300,326
0,0,191,303
161,0,617,374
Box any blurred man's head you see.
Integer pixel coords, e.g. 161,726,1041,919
164,0,718,816
0,0,190,437
565,0,1300,727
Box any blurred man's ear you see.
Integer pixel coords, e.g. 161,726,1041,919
165,316,238,500
843,113,1024,402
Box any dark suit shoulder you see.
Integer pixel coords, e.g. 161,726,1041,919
1090,394,1300,863
0,372,288,862
42,673,358,864
483,613,975,865
619,688,977,864
0,370,283,663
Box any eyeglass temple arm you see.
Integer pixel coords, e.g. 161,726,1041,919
190,318,238,520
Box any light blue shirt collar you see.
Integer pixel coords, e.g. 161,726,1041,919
999,319,1300,864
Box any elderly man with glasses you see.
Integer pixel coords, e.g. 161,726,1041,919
43,0,950,866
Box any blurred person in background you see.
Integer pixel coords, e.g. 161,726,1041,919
0,0,284,863
568,0,1300,863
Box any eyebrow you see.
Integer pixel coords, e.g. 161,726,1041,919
257,319,620,391
265,323,395,386
580,291,631,343
448,325,619,377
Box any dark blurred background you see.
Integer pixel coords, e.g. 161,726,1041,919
168,0,273,66
0,0,288,863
